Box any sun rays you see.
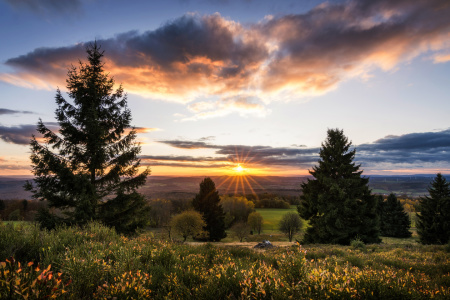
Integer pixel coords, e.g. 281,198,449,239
215,146,271,199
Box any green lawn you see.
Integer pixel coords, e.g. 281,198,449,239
255,206,297,233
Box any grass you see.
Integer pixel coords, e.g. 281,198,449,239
255,206,297,233
2,220,28,227
1,221,449,299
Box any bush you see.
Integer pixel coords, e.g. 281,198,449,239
350,237,365,250
0,258,69,299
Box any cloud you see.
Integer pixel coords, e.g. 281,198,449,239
433,52,450,63
2,0,450,119
133,127,161,134
0,123,59,145
153,139,320,168
0,122,157,146
147,129,450,172
0,108,34,115
4,0,84,16
356,129,450,164
258,0,450,94
0,124,39,145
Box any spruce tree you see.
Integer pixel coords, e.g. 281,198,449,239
380,193,412,238
25,43,150,234
417,173,450,244
298,129,380,245
192,177,226,241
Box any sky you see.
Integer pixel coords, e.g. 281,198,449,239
0,0,450,177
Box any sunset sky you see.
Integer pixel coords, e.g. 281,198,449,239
1,0,449,177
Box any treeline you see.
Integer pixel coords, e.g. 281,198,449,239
0,199,46,221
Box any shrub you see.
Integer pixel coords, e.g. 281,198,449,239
0,258,69,299
350,237,365,250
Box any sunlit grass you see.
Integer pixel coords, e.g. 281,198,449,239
1,221,449,299
255,207,297,233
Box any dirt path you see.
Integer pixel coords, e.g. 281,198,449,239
185,241,295,248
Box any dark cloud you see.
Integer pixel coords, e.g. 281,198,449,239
356,129,450,164
0,123,59,145
4,0,84,16
0,124,37,145
155,139,320,167
0,108,34,115
150,129,450,169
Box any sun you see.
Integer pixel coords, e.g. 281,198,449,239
233,163,246,174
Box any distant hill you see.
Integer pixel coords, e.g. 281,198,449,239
0,174,447,200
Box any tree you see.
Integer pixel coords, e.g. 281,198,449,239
170,210,206,242
192,177,227,241
247,211,263,234
24,43,150,234
298,129,380,245
379,193,411,238
220,195,254,227
279,212,304,242
417,173,450,244
148,199,172,227
231,221,250,242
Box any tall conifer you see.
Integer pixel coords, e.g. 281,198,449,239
380,193,412,238
25,43,150,233
417,173,450,244
192,177,226,241
298,129,380,245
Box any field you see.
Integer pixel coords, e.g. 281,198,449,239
1,221,449,299
255,206,298,233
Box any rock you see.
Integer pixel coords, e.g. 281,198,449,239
253,240,274,249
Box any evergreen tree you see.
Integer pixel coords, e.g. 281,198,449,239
298,129,380,245
192,177,226,241
417,173,450,244
380,193,411,238
25,43,150,234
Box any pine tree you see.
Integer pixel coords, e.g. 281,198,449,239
298,129,380,245
417,173,450,244
192,177,226,241
25,43,150,234
380,193,411,238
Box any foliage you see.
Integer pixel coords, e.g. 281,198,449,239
279,212,304,242
245,193,296,207
379,193,412,238
247,211,263,234
230,221,250,242
417,173,450,244
192,178,226,241
95,270,152,299
8,209,21,221
148,198,172,227
0,199,46,222
170,210,206,242
350,237,365,250
1,222,450,299
98,191,150,234
298,128,380,245
220,195,254,227
0,258,69,299
24,43,150,233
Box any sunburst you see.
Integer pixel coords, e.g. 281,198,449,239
215,147,271,199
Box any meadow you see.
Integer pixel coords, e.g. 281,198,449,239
255,206,298,233
1,221,449,299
